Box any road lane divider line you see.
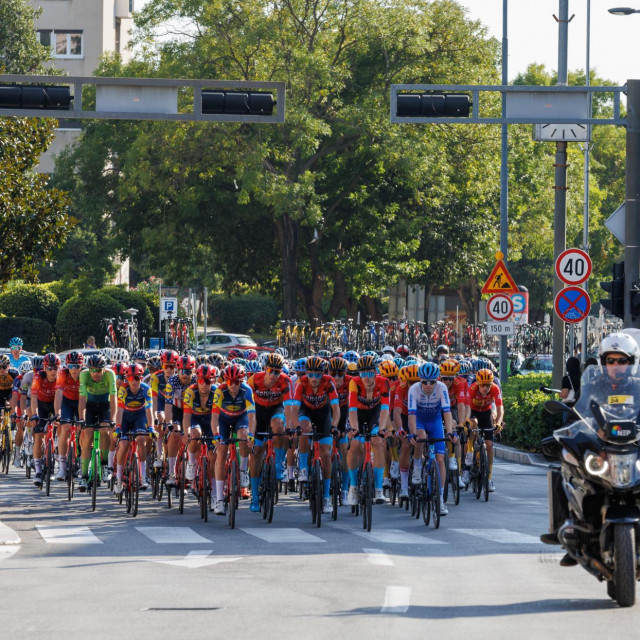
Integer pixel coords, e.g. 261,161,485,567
381,586,411,613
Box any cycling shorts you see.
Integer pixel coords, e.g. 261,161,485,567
60,396,79,422
471,410,494,441
35,401,55,434
189,414,214,439
120,410,149,438
299,405,332,444
169,405,184,426
255,403,285,431
86,402,111,427
218,413,249,442
415,419,445,455
353,407,381,443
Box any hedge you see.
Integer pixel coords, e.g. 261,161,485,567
501,373,563,452
42,280,79,306
0,317,54,353
0,283,60,326
57,291,125,349
100,285,156,339
209,294,279,334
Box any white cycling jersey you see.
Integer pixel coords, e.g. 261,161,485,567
407,380,451,424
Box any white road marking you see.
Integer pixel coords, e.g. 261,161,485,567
381,586,411,613
0,521,21,545
135,527,212,544
330,523,445,545
241,527,325,543
0,546,20,562
151,551,242,569
36,526,102,544
363,548,394,566
452,528,541,544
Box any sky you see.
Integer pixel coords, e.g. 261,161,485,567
136,0,638,86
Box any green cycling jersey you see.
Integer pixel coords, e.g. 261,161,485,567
79,368,117,403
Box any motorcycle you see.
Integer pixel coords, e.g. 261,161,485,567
542,365,640,607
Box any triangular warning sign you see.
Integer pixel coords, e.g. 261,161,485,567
481,260,518,294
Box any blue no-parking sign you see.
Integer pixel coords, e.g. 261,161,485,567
554,286,591,324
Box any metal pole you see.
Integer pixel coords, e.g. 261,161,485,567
499,0,509,385
552,0,569,389
625,79,640,328
203,287,208,354
581,0,591,364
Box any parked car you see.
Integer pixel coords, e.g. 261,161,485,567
514,354,554,375
196,333,258,352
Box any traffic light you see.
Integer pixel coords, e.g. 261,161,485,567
201,90,274,116
600,260,625,319
0,85,72,109
396,93,471,118
630,283,640,319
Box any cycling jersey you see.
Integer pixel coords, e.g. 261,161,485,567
56,369,81,401
212,382,256,418
467,382,503,413
388,379,401,413
79,369,117,403
247,372,293,408
446,377,469,408
393,383,410,417
333,374,354,408
117,383,152,412
0,368,18,403
348,376,390,412
164,374,197,409
407,380,451,423
9,354,30,370
150,370,171,404
183,384,215,416
32,371,57,404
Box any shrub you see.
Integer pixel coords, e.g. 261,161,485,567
57,292,125,349
209,294,279,334
0,317,54,353
0,283,60,326
501,373,563,452
99,285,157,339
42,279,79,306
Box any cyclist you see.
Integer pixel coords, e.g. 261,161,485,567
290,356,339,514
0,353,18,411
11,359,31,467
30,353,61,488
78,353,117,490
246,352,293,512
377,359,399,491
394,363,420,499
408,361,456,516
8,337,30,370
144,355,162,385
211,363,256,512
346,355,390,506
329,356,353,503
439,358,468,488
53,351,83,482
164,355,197,487
133,349,149,373
150,349,178,469
17,356,43,468
467,368,503,492
433,344,450,363
113,363,154,494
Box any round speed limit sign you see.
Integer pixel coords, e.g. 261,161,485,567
486,294,514,321
556,248,592,285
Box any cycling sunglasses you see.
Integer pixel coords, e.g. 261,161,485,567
179,369,193,375
226,378,242,385
198,377,213,384
606,356,629,365
0,365,7,370
441,376,454,382
46,366,59,371
359,370,376,378
163,364,176,369
420,379,437,385
67,364,81,370
265,366,282,374
89,368,104,374
128,375,142,382
331,370,346,376
306,371,323,379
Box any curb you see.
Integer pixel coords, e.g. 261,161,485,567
493,443,548,468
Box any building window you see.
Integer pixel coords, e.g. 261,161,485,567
37,30,83,58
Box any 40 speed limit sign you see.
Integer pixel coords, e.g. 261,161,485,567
555,248,592,285
486,294,514,321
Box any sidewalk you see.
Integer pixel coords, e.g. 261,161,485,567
493,442,549,468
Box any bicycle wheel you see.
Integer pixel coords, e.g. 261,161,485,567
309,465,317,525
129,453,140,517
481,445,490,502
443,465,449,503
45,439,53,496
67,445,75,501
390,478,397,507
431,463,441,530
363,462,373,532
1,427,10,474
331,456,340,521
260,461,269,521
314,459,323,528
91,450,99,512
266,457,276,524
473,451,482,500
201,457,209,523
178,455,186,514
228,459,237,529
422,464,431,526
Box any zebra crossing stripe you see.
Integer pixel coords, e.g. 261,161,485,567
36,526,102,544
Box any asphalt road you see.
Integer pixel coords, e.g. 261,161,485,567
0,459,635,639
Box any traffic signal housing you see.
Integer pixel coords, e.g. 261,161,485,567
0,85,72,109
396,93,471,118
201,90,274,116
600,260,625,319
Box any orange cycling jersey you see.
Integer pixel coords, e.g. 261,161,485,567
393,382,410,416
293,375,339,410
388,379,401,413
56,369,80,401
467,382,503,412
348,376,390,411
247,372,293,408
333,374,354,408
447,377,469,408
32,371,57,404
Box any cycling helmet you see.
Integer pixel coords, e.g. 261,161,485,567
458,360,471,375
378,359,398,378
382,345,396,355
344,351,360,363
207,352,226,368
362,350,376,358
317,350,331,360
418,362,440,381
227,348,245,361
405,355,419,363
396,345,410,357
393,356,405,368
306,356,327,372
282,363,290,376
32,355,45,371
101,347,114,362
195,354,208,366
265,353,285,370
329,357,348,374
133,349,148,361
476,368,494,385
113,362,129,377
43,353,61,368
112,348,130,363
600,332,640,375
440,359,460,377
0,354,10,368
65,351,84,366
347,361,358,373
331,351,345,359
398,363,420,384
148,355,162,371
380,353,394,361
8,337,23,348
436,344,449,355
222,363,245,383
161,349,179,366
474,357,495,373
127,363,144,378
357,355,377,371
233,357,248,367
86,354,106,369
18,360,33,374
244,349,258,361
196,364,216,382
245,360,262,374
177,354,196,371
275,347,289,358
294,358,307,374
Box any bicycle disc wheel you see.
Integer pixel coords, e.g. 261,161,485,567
178,455,186,514
67,446,75,501
228,459,237,529
331,457,340,521
364,462,373,533
130,453,140,517
45,439,53,496
201,457,209,523
481,446,490,502
91,450,99,512
314,460,323,528
431,464,441,530
266,458,276,524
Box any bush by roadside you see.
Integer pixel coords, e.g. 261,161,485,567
209,294,278,334
0,317,54,353
0,283,60,326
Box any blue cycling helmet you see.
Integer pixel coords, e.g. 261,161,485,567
473,357,494,373
294,358,307,374
418,362,440,381
282,363,290,376
393,356,405,368
317,350,331,359
245,360,262,374
458,360,471,375
133,349,148,361
344,350,359,363
9,337,23,348
405,355,419,363
362,350,376,358
32,355,44,371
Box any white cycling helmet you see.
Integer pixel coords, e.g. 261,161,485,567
101,347,113,361
19,360,33,374
112,348,130,363
599,332,640,376
275,347,289,358
382,345,396,355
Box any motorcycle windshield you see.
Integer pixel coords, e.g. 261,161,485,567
573,365,640,426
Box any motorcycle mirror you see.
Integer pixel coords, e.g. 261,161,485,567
544,400,574,416
589,400,607,429
541,435,561,461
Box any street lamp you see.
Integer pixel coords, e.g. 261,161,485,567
608,7,640,14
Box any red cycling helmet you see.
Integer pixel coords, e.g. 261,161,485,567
113,362,129,377
161,349,179,366
227,348,245,361
127,363,145,378
222,363,245,383
244,349,258,361
43,353,61,368
177,354,195,371
196,364,216,382
65,351,84,366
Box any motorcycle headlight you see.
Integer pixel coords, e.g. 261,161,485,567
608,453,637,488
585,453,609,476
